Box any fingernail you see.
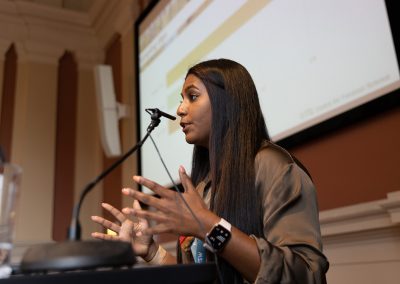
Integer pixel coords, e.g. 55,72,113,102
179,165,185,173
122,188,130,194
133,176,141,182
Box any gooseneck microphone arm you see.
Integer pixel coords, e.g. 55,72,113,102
67,132,150,240
68,108,175,241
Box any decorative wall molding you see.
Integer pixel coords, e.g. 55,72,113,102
89,0,137,47
320,190,400,238
0,0,103,67
89,0,120,46
113,0,140,37
14,1,90,25
0,0,139,68
0,0,139,67
14,41,64,65
320,191,400,284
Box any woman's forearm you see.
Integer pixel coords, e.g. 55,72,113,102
218,227,261,282
195,211,261,282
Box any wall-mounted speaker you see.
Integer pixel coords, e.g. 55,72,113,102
93,64,122,158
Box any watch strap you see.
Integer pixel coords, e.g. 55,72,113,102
203,218,232,253
218,218,231,231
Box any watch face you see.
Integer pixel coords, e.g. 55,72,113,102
207,224,231,251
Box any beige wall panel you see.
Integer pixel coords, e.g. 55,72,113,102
12,61,57,242
74,67,103,239
324,227,400,284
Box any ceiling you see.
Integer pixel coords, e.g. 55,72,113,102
16,0,95,13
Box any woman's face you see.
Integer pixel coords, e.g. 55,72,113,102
177,74,212,148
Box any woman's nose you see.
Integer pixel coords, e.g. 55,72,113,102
177,101,187,117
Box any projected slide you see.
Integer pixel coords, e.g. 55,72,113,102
137,0,400,187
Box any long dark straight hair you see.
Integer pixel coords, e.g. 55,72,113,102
187,59,270,283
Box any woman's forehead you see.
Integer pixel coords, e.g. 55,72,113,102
182,74,205,90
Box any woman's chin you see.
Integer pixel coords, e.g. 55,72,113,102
184,136,194,144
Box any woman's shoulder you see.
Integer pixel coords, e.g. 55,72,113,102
253,141,296,186
255,140,295,167
255,140,313,188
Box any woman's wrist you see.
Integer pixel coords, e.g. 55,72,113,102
144,243,168,265
196,210,221,240
143,240,159,262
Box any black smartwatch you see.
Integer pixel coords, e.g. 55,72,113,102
203,218,232,253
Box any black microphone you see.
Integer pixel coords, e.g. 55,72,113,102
146,108,176,120
20,108,173,273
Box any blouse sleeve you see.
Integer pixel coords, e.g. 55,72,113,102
252,144,329,284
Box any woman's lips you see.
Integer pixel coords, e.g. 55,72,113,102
180,122,190,133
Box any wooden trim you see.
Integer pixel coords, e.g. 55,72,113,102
0,44,17,162
52,51,78,241
320,191,400,237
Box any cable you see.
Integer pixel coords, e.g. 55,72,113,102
148,134,205,234
214,254,224,284
149,134,224,284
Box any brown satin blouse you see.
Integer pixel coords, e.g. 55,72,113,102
251,141,328,283
180,141,329,283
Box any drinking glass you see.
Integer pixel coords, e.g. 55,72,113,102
0,163,22,278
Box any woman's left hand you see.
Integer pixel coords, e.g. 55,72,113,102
122,166,216,239
91,201,155,260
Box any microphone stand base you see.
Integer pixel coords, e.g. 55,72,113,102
20,240,136,273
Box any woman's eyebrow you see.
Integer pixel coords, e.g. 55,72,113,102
184,84,199,93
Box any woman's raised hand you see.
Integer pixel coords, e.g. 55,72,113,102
122,166,218,239
91,200,155,259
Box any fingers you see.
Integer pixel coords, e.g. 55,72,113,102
131,176,173,198
132,199,142,210
125,208,173,236
127,200,147,225
124,207,168,223
91,232,121,241
178,165,195,193
101,203,126,223
141,223,173,236
91,215,120,233
122,187,168,211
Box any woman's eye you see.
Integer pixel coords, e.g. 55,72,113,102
190,94,198,101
